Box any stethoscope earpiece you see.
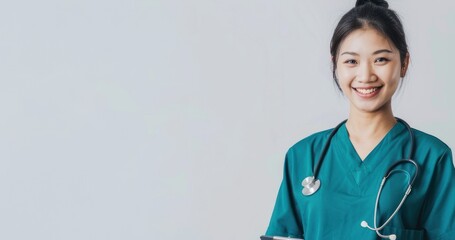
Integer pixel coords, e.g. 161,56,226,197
361,220,397,240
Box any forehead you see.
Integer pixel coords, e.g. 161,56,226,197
338,27,397,54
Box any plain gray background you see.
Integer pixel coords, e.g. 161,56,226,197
1,0,454,239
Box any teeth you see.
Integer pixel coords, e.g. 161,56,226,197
356,88,377,94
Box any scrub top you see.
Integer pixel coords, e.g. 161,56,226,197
265,121,455,240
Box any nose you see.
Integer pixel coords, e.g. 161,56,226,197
356,63,377,83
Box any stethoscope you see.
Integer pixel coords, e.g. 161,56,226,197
301,118,419,240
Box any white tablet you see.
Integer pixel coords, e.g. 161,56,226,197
260,235,303,240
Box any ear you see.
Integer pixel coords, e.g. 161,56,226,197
401,53,410,77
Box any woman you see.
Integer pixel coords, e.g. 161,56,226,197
264,0,455,239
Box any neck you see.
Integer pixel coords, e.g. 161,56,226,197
346,108,397,140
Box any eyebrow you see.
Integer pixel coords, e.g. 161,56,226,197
340,49,393,56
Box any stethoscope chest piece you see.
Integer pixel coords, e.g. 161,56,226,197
302,176,320,196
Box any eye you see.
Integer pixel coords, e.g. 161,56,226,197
344,59,357,65
375,57,390,63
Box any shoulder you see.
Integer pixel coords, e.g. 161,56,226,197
282,128,335,170
411,128,453,164
287,128,334,156
412,128,451,153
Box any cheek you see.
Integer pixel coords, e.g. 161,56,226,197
377,68,401,85
335,70,354,95
335,68,354,86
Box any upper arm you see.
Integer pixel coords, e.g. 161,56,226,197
265,150,304,238
421,148,455,239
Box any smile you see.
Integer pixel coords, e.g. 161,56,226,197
353,87,382,97
356,88,378,94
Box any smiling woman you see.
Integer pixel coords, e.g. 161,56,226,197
263,0,455,239
336,28,405,119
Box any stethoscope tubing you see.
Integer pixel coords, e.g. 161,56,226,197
312,119,347,180
384,159,419,187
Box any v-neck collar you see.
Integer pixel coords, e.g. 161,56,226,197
331,121,406,189
339,121,404,163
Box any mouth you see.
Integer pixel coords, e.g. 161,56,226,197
353,86,382,97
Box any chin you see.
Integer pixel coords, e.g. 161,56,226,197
353,102,391,114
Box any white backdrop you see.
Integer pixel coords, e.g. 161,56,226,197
1,0,454,239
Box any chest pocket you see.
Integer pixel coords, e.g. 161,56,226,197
382,226,425,240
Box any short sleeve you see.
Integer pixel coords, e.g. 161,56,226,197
421,148,455,239
265,151,303,238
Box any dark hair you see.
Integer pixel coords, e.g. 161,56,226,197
330,0,408,90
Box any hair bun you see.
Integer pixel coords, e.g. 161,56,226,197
355,0,389,8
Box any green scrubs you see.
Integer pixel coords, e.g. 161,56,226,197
266,121,455,239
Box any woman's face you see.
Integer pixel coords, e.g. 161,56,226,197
335,27,408,115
